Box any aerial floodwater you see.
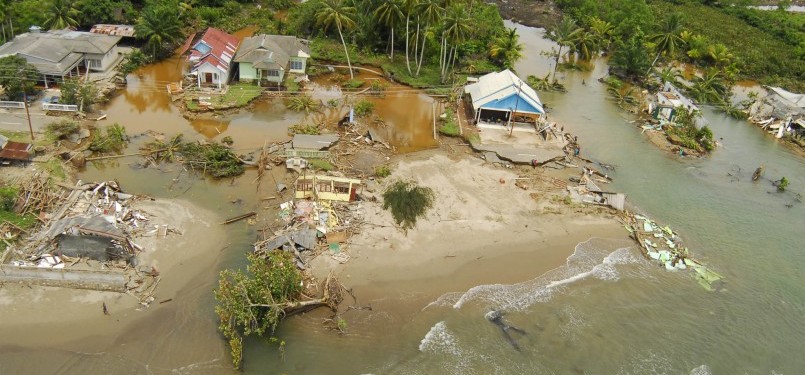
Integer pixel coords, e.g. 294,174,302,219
0,22,801,375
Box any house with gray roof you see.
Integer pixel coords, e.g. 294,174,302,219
234,35,310,86
0,28,123,87
465,69,545,127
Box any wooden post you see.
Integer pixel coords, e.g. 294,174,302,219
22,89,34,141
432,101,437,140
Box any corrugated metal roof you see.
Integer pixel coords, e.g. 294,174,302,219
0,140,32,161
89,24,136,37
465,69,544,114
184,28,239,76
0,30,121,75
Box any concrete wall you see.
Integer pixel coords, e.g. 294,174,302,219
0,265,126,292
239,62,258,81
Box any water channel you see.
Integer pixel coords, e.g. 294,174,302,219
1,22,802,374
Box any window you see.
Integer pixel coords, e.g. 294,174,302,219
266,70,280,77
290,60,303,71
87,59,102,69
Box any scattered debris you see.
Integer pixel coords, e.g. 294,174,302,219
221,211,257,225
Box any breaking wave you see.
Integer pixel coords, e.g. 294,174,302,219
429,238,640,311
418,321,460,355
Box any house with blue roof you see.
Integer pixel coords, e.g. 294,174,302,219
464,69,544,128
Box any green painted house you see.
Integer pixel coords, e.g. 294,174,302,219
233,35,310,86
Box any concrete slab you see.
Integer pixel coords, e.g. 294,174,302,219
476,126,565,164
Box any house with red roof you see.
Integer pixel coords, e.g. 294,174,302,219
179,27,239,89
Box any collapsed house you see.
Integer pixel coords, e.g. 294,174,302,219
647,82,707,127
1,181,168,304
747,86,805,139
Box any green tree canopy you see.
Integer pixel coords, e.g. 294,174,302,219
0,55,40,100
136,1,183,58
44,0,79,30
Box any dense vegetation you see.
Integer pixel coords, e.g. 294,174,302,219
553,0,804,92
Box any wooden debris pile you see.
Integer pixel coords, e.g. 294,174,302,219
622,212,724,291
4,180,174,307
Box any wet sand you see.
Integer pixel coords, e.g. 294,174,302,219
312,152,626,300
0,199,229,361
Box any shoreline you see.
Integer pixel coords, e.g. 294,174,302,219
0,199,227,349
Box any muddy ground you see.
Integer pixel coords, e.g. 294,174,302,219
490,0,562,28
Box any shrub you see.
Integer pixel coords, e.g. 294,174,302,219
375,165,391,178
45,120,80,141
285,95,319,112
353,99,375,117
439,109,460,136
343,79,364,89
118,49,152,76
382,181,435,232
89,123,128,153
308,159,334,171
777,177,789,192
288,123,321,135
0,186,17,211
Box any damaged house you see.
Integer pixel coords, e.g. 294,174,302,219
748,86,805,139
234,34,310,86
180,27,240,89
465,69,545,128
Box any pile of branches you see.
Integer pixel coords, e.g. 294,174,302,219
141,134,244,178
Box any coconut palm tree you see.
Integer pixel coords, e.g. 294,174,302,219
414,0,444,76
588,17,614,51
658,66,682,86
44,0,79,30
375,0,404,61
316,0,357,79
401,0,420,75
489,28,523,70
688,68,729,104
135,3,183,58
547,17,582,81
707,43,733,67
647,13,684,75
573,30,597,60
440,4,470,82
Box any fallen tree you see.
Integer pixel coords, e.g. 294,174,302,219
214,251,342,369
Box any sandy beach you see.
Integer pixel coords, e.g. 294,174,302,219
0,199,228,354
312,152,626,299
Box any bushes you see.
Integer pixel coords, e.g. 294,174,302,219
353,99,375,117
89,124,128,153
0,186,17,211
45,120,80,141
382,181,435,232
285,95,320,112
439,109,460,136
374,165,391,178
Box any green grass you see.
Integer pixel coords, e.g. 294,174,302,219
41,159,66,180
438,109,460,136
215,83,264,107
308,159,333,171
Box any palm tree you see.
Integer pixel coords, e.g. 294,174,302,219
44,0,79,30
707,43,733,67
414,0,444,76
489,28,523,70
136,3,183,58
588,17,614,51
573,30,597,60
401,0,420,75
688,68,729,104
316,0,357,79
547,17,582,81
317,0,357,79
440,4,470,82
647,13,684,75
658,66,682,86
375,0,404,61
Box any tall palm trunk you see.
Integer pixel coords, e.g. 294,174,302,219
390,27,395,61
337,23,354,79
404,14,412,74
416,29,426,76
552,45,563,82
647,50,661,76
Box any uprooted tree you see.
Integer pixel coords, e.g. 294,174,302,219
382,180,435,232
214,251,343,369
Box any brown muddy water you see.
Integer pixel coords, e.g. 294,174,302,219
2,22,803,374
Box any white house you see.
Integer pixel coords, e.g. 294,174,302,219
180,27,239,89
0,28,122,87
464,69,545,126
234,34,310,86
